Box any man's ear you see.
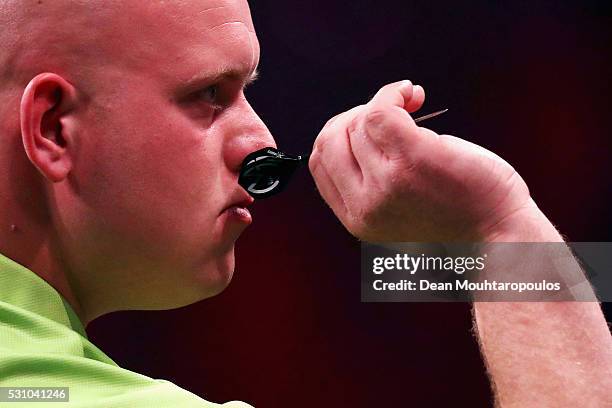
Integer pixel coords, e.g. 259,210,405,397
20,73,79,183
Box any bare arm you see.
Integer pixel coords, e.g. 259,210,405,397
474,207,612,407
308,81,612,406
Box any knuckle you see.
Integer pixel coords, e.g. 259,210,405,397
346,114,361,136
312,131,330,153
417,126,439,139
380,82,399,92
308,148,322,173
324,113,342,129
375,81,406,96
501,167,530,198
363,109,390,128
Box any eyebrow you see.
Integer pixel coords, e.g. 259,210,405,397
178,66,260,96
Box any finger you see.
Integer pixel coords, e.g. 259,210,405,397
417,126,441,140
347,113,388,177
351,81,424,170
308,149,349,220
404,84,425,113
321,105,364,131
368,80,414,111
359,106,425,161
314,113,363,193
322,112,343,131
369,81,427,116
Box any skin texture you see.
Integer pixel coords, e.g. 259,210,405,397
474,217,612,407
309,81,612,406
0,0,609,406
0,0,273,322
308,80,533,242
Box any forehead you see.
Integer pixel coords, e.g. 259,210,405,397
104,0,259,86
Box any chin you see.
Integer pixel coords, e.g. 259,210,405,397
145,245,237,311
205,267,235,298
155,262,234,311
193,246,236,299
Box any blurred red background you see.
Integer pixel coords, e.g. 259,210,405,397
87,2,612,406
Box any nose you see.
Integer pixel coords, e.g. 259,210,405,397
223,97,276,174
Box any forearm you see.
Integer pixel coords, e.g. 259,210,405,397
473,206,612,407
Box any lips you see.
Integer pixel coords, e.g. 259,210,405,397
222,194,254,214
220,190,255,222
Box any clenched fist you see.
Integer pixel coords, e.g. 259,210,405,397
308,81,536,242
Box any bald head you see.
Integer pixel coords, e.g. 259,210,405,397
1,0,258,93
0,0,272,323
1,0,107,89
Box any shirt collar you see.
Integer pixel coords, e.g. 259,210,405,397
0,252,87,338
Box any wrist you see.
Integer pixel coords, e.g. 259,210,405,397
481,199,563,243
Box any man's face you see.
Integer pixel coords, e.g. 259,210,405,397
52,0,273,316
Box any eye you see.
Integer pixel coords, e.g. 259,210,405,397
198,84,219,104
188,84,226,115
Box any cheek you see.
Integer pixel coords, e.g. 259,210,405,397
72,100,225,247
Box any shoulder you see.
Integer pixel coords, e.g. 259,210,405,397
0,350,253,407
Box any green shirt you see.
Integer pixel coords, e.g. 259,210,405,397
0,253,252,407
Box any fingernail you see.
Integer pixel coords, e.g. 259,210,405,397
399,80,412,89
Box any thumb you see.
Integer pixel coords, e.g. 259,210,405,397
358,105,424,161
369,80,424,113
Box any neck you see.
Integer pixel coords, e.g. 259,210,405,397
0,145,86,325
0,216,86,324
